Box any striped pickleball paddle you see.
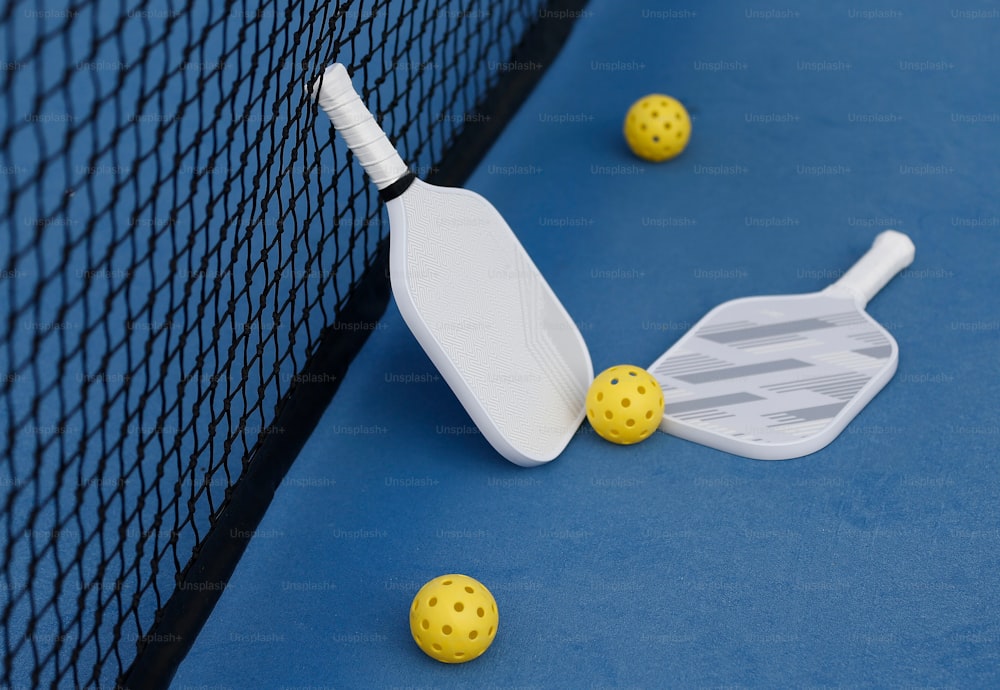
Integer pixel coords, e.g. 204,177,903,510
650,231,915,460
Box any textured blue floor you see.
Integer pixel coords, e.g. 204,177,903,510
173,1,1000,687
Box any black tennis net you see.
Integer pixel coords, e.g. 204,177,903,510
0,1,587,688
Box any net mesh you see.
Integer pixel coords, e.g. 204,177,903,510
0,1,585,688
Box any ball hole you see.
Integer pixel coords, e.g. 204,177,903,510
477,607,485,618
610,429,620,437
604,410,613,420
621,398,631,408
442,625,452,635
428,597,437,607
637,386,646,394
626,419,635,427
422,619,430,630
639,123,647,131
432,643,442,651
596,392,603,402
454,652,465,658
652,136,660,143
454,602,464,612
488,626,495,636
628,371,637,376
640,429,650,437
442,580,452,586
645,410,654,419
469,630,479,640
651,110,659,117
677,132,684,139
465,586,474,594
660,100,668,107
610,378,619,385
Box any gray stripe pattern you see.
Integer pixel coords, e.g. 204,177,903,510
651,297,898,449
663,392,764,414
675,358,812,384
764,402,846,426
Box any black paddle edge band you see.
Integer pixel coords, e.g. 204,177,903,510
379,170,416,201
117,241,392,690
118,2,590,686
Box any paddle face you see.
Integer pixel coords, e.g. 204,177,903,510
649,291,898,460
387,179,593,467
311,64,592,466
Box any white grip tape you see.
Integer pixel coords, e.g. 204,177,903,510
829,230,915,306
312,63,408,190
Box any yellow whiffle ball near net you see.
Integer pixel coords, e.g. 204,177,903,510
586,365,665,444
623,94,691,162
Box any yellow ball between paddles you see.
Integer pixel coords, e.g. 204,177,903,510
586,365,665,444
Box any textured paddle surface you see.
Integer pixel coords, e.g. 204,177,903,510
393,179,592,461
650,293,897,448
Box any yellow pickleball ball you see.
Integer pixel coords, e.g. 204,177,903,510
409,574,498,663
586,365,665,444
623,94,691,162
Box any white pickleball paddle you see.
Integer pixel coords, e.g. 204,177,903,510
312,64,593,467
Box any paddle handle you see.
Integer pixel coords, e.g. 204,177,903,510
311,63,409,189
826,230,915,306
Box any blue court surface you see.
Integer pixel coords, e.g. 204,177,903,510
173,1,1000,688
